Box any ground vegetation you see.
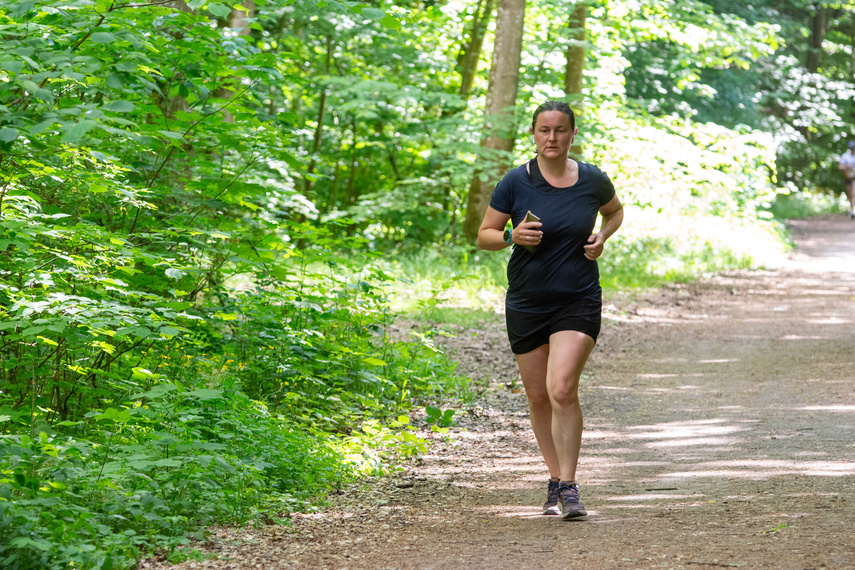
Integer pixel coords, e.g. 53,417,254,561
1,0,853,567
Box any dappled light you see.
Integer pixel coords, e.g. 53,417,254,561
3,0,855,565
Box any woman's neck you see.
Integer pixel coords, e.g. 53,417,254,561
536,154,572,178
535,155,577,188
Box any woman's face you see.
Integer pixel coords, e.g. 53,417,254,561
531,110,576,160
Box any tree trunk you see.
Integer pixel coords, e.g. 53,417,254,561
230,0,255,36
458,0,496,98
304,36,334,197
461,0,527,242
564,1,587,157
303,88,327,196
806,4,828,73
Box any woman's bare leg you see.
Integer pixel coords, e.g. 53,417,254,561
545,330,595,482
515,344,560,478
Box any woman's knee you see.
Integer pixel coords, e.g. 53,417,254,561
526,389,552,411
548,381,580,407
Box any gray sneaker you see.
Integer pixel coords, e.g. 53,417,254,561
558,481,587,519
543,479,561,515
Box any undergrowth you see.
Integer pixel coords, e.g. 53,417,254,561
766,191,849,219
0,223,469,570
389,231,766,318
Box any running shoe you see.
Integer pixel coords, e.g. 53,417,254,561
543,479,561,515
558,481,587,519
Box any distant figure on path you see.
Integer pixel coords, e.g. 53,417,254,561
476,101,624,520
837,140,855,220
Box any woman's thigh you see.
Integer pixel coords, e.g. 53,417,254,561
516,343,550,404
546,330,595,400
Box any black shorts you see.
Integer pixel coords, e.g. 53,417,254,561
505,297,602,355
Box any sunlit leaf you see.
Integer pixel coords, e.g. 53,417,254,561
90,32,116,44
207,2,231,17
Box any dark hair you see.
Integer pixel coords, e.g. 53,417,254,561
532,101,575,131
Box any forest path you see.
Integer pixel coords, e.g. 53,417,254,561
148,215,855,570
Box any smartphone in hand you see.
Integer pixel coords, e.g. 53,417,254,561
522,211,540,253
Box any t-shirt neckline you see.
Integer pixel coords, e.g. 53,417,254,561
528,158,579,192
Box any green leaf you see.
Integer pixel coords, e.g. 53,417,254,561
94,407,131,423
2,60,24,75
131,383,178,400
185,388,224,400
10,537,52,551
208,2,232,17
187,0,207,7
154,458,182,467
165,268,185,280
90,32,116,44
104,100,136,112
362,357,387,366
106,73,123,89
0,128,18,143
131,368,156,379
215,456,235,473
361,7,385,19
11,1,35,16
131,326,151,338
21,326,46,336
158,130,186,142
379,14,400,30
62,120,98,143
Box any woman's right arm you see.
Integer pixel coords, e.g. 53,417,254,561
477,207,513,251
477,207,543,251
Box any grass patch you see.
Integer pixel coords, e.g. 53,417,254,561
766,191,848,220
598,236,754,289
409,307,503,328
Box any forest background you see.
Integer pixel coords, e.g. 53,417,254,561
1,0,853,567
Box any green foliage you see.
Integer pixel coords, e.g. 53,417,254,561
766,190,849,220
0,1,470,567
599,235,753,289
0,0,843,565
425,405,455,429
0,383,343,569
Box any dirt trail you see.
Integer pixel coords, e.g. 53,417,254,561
147,216,855,570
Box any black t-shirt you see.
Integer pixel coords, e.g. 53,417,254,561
489,159,615,313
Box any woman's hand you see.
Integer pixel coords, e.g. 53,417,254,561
584,194,624,260
477,207,543,251
583,233,605,260
512,219,542,246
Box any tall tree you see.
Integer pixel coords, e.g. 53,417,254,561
564,1,587,157
462,0,527,241
807,3,830,73
458,0,496,98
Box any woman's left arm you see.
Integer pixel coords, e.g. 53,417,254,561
583,194,624,261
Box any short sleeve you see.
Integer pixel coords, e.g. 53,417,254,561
596,171,616,206
489,174,514,215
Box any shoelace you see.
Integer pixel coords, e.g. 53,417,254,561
559,484,580,504
546,480,560,504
